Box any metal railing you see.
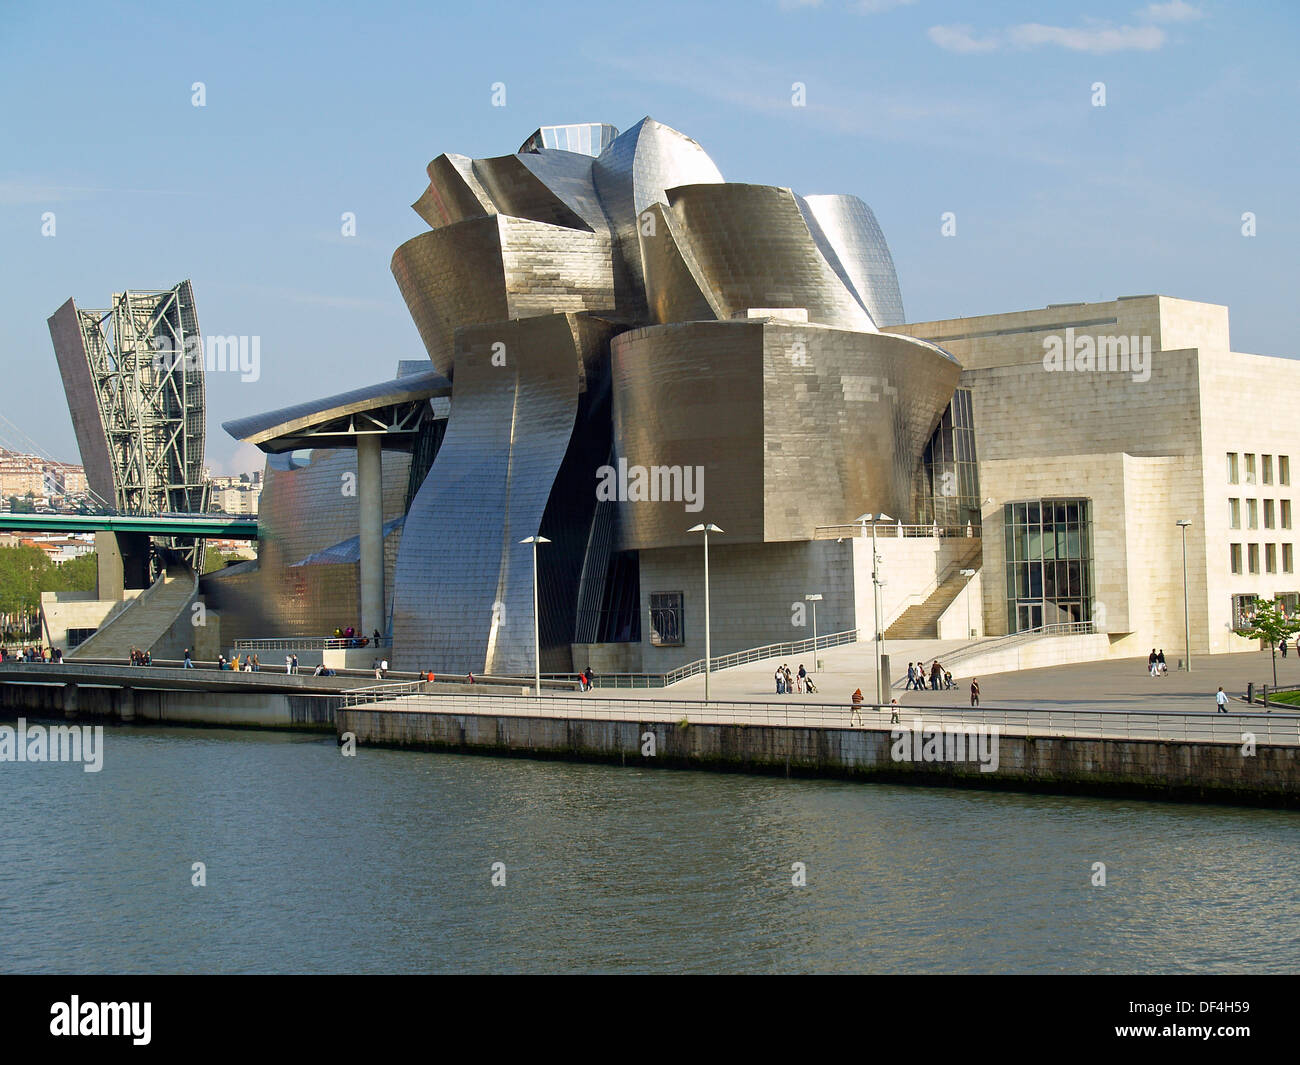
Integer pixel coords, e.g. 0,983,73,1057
327,689,1300,747
341,681,426,707
938,621,1097,668
814,523,982,540
234,636,392,651
1246,682,1300,707
544,628,860,689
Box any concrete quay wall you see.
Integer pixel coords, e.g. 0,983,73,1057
338,706,1299,808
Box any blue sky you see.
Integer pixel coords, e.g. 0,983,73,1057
2,0,1296,470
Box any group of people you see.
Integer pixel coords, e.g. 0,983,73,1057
774,663,818,694
1147,649,1169,676
906,660,955,691
1,645,60,663
217,652,262,671
128,647,152,666
577,667,595,691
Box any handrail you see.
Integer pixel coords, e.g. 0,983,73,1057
938,621,1097,668
813,523,981,540
234,636,392,650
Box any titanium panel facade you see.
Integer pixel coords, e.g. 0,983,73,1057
412,153,494,229
611,320,960,550
662,184,877,331
519,123,619,156
800,194,906,327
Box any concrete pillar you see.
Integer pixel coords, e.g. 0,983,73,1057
118,686,135,722
357,434,385,639
95,530,124,599
63,682,78,719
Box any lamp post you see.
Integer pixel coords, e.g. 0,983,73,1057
856,513,893,704
960,568,977,638
805,593,823,670
520,535,551,694
1177,519,1191,672
688,523,723,700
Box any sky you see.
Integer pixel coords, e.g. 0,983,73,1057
1,0,1296,472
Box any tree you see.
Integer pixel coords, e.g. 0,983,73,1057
54,551,98,593
1234,597,1300,687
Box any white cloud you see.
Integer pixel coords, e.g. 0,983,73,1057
927,24,1001,54
1141,1,1204,22
1008,22,1166,53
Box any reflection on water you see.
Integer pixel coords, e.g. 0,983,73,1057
0,725,1295,973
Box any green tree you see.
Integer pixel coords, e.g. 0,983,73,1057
1235,596,1300,687
0,545,54,637
54,551,98,593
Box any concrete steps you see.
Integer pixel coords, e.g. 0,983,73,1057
68,565,197,661
886,572,970,640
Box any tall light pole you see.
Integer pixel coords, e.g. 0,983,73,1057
857,513,893,704
520,535,551,694
688,523,723,701
960,568,977,638
805,593,823,670
1177,520,1192,672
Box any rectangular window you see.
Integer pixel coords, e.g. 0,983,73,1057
1266,543,1277,573
1263,455,1273,485
1229,498,1240,529
1285,544,1294,574
1247,499,1258,529
1246,453,1256,484
1228,452,1239,484
1230,543,1242,574
648,592,684,646
1248,543,1260,574
1283,500,1292,530
1232,593,1258,629
1265,499,1276,529
1280,455,1291,486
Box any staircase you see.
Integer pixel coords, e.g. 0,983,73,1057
886,570,972,640
68,564,198,660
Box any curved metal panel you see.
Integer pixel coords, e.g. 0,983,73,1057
637,202,721,325
391,314,586,674
592,117,725,317
800,193,906,327
412,153,494,229
514,151,612,233
662,184,877,331
472,155,594,232
611,320,960,550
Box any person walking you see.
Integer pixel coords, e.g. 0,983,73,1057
775,665,785,695
930,660,941,690
286,654,293,675
1157,649,1167,676
1282,639,1289,660
970,678,980,707
889,698,900,724
1215,686,1229,713
1148,649,1158,677
783,664,794,695
850,687,864,726
182,648,194,669
797,663,806,693
291,653,299,675
906,662,917,691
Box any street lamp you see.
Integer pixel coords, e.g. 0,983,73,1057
1177,520,1192,672
856,513,893,704
805,593,823,670
688,523,723,701
519,535,551,693
960,568,977,638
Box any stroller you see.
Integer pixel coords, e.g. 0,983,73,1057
804,675,819,694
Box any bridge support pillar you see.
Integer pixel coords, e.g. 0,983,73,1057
63,682,78,719
117,686,135,722
357,434,385,642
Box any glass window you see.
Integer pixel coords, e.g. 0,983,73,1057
648,592,684,646
1280,455,1290,486
1229,498,1240,529
1248,543,1260,574
1246,454,1256,484
1283,500,1292,529
1230,544,1242,574
1228,453,1239,484
1265,499,1276,529
1263,455,1273,484
1003,498,1094,633
1285,544,1294,573
1266,543,1277,573
1247,499,1258,529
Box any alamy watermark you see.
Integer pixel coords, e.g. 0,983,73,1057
151,334,261,382
596,458,703,512
890,717,1000,773
0,718,103,772
1042,327,1150,383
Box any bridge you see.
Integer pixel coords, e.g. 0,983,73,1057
0,512,259,539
